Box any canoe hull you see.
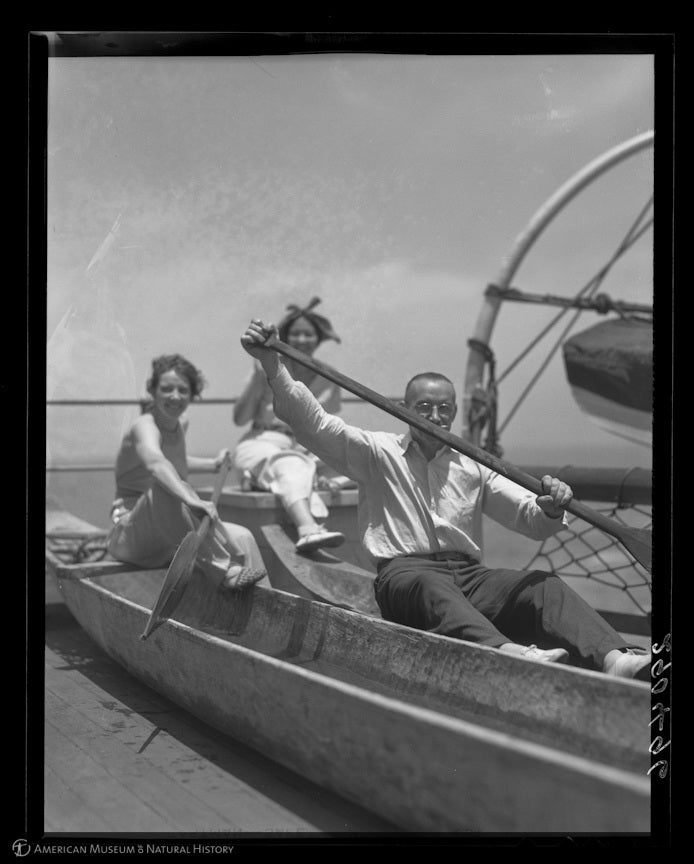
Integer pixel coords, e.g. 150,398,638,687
54,564,651,834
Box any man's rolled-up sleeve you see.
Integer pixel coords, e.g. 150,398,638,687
481,468,569,540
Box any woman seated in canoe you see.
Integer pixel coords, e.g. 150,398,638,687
108,353,266,590
232,297,353,554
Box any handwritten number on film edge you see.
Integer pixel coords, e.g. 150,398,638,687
647,635,671,779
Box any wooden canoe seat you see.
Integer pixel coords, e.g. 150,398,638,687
261,523,381,617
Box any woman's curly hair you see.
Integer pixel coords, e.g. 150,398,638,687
146,354,207,400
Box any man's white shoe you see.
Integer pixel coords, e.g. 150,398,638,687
500,643,570,664
295,530,345,554
520,645,570,664
605,648,651,681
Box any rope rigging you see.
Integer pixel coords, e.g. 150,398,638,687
460,134,655,619
465,197,654,605
484,285,652,317
492,195,653,437
465,338,502,456
527,501,652,616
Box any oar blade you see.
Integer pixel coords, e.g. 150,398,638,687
140,462,229,642
617,525,652,574
140,531,201,640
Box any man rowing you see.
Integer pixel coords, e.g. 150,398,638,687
241,319,651,680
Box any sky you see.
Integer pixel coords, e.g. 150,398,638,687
45,49,655,471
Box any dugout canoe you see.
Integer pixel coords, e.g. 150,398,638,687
46,513,650,833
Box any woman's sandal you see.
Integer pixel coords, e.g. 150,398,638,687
222,567,267,591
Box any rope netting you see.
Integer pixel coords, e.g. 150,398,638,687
47,533,110,565
524,502,652,615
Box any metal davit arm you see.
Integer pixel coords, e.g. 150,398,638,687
461,131,654,444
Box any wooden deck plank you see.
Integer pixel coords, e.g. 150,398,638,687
45,715,176,832
45,660,316,832
46,689,226,831
44,764,119,833
45,624,397,833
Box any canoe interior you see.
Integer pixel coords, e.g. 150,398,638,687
59,563,650,777
260,523,381,616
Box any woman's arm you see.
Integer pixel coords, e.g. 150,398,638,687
232,362,267,426
187,448,231,473
187,455,216,472
132,416,218,519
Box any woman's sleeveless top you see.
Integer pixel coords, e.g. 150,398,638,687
114,418,187,505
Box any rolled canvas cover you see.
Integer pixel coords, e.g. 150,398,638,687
562,318,652,447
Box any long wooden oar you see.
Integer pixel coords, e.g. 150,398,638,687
141,457,231,640
263,335,652,573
